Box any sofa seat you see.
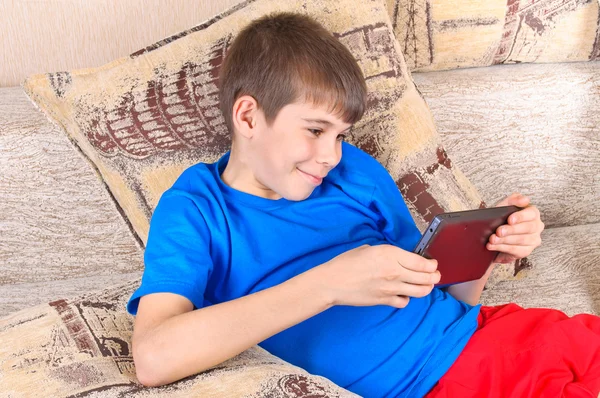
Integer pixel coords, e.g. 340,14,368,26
481,222,600,316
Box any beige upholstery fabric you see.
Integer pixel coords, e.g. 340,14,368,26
386,0,600,71
0,272,142,319
0,0,244,87
21,0,485,247
412,61,600,228
0,281,358,397
481,222,600,316
5,0,599,86
0,87,144,294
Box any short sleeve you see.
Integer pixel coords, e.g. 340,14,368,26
126,190,214,315
369,162,422,252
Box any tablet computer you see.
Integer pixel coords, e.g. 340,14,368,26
413,205,521,287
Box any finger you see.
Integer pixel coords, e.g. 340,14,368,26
383,280,435,298
494,252,518,264
493,192,518,207
399,257,438,273
486,243,532,258
506,205,539,225
495,220,541,237
382,295,410,309
494,192,530,207
489,233,541,247
397,267,441,285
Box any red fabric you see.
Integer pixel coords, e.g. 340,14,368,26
425,303,600,398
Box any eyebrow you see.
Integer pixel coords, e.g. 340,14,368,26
301,118,353,132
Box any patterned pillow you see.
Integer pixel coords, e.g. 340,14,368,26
21,1,523,275
387,0,600,71
0,280,357,397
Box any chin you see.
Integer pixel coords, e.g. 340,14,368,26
282,188,313,201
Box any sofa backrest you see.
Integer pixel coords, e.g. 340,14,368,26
1,0,241,87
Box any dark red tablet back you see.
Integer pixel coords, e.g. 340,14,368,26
414,206,520,286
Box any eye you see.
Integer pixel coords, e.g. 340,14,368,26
307,129,346,142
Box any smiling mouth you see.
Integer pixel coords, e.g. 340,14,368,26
297,168,324,185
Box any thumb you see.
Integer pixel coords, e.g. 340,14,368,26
494,192,530,208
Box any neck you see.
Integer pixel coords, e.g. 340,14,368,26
220,143,281,200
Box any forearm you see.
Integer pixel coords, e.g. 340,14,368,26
446,263,496,306
135,266,333,386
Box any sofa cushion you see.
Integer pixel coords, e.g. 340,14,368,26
21,0,486,247
386,0,600,71
412,61,600,228
0,86,144,316
481,222,600,317
0,280,358,397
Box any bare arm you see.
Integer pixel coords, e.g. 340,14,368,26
132,244,439,387
133,265,332,387
446,263,495,306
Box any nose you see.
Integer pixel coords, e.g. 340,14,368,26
316,137,341,168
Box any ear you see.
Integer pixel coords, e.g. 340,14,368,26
232,95,259,139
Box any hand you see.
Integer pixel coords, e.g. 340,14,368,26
487,193,545,264
318,244,441,309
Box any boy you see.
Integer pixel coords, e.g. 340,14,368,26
127,12,600,397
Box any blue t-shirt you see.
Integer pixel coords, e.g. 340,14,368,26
127,142,480,397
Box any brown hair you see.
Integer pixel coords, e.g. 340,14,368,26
218,12,368,136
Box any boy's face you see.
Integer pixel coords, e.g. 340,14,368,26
231,100,353,201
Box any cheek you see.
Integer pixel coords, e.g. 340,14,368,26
261,138,304,175
264,131,314,172
287,137,314,161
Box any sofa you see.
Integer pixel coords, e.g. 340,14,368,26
1,0,599,396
